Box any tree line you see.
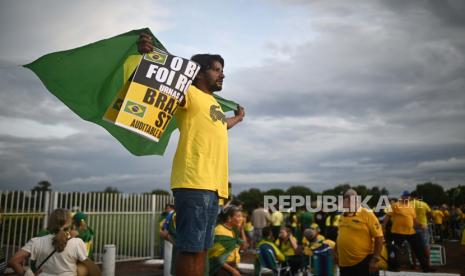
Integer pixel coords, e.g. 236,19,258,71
28,181,465,212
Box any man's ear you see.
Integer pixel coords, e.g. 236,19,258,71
195,71,205,81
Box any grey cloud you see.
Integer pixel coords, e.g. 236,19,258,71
0,132,176,192
1,0,464,195
382,0,465,27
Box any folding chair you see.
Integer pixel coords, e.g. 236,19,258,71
257,243,292,276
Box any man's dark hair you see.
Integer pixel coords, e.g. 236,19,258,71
191,54,224,74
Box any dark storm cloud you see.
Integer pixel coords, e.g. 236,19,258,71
382,0,465,27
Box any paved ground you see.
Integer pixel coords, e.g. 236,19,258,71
4,241,463,275
115,240,464,276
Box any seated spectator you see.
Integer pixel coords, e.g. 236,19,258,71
276,226,304,273
9,208,100,276
254,226,286,274
208,205,247,276
302,228,335,256
71,212,95,259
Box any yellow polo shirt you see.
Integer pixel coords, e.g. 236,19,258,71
275,236,297,257
271,211,284,227
388,201,416,235
413,200,431,227
170,85,229,198
337,207,383,267
432,210,444,225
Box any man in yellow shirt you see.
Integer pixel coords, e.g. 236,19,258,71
432,206,445,242
138,34,245,276
336,189,383,276
411,192,432,264
271,210,284,240
383,191,434,272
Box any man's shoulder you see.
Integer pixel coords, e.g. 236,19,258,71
358,207,378,219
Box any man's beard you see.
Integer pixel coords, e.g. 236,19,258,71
210,82,223,92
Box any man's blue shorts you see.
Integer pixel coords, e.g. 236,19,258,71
173,188,219,252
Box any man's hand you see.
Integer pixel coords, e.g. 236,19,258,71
234,105,245,121
227,105,245,129
369,258,379,273
137,33,154,54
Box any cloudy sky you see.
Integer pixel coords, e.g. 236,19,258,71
1,0,464,196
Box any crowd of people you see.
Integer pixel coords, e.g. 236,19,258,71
8,31,465,276
157,188,465,276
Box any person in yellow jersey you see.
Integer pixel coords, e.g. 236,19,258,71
208,205,247,276
441,204,451,239
432,206,445,242
383,191,434,272
244,214,254,249
325,211,341,242
410,192,432,265
271,210,284,240
275,226,304,273
302,228,335,256
255,226,286,274
138,34,245,276
336,189,383,276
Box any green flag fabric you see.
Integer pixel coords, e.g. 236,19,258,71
207,230,242,275
25,28,238,156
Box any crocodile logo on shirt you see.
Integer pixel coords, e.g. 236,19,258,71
210,105,226,125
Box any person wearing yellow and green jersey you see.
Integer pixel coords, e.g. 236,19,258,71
290,212,298,234
432,206,445,241
270,210,284,241
302,228,335,256
337,189,383,276
276,227,304,273
298,209,313,243
71,212,95,260
244,214,254,248
208,205,247,276
325,212,341,242
254,226,285,275
137,34,245,276
441,205,450,239
410,192,432,264
383,191,434,273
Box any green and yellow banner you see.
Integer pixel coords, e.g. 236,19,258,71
25,28,238,155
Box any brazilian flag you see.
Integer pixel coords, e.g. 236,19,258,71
24,28,238,156
207,230,242,275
